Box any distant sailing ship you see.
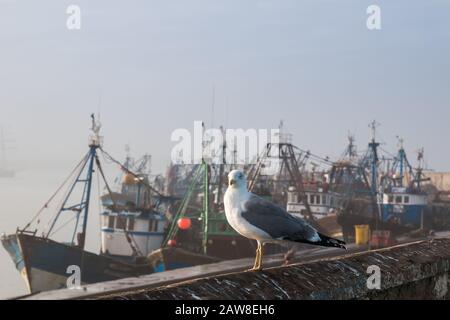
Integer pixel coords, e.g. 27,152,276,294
0,126,15,178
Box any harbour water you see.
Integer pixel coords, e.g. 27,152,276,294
0,169,101,299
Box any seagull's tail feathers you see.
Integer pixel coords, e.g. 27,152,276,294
315,233,347,249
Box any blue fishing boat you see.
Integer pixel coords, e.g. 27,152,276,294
1,115,155,294
380,188,427,228
380,140,429,229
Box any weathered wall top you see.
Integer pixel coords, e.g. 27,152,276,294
94,238,450,300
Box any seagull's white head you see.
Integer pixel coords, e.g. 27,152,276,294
228,170,247,190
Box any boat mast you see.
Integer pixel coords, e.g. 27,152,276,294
398,137,405,185
368,120,380,195
345,133,357,160
46,114,102,249
216,126,226,208
367,120,381,227
202,160,210,255
78,115,101,248
415,148,428,190
393,136,408,187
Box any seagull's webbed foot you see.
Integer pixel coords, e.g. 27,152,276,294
247,267,263,272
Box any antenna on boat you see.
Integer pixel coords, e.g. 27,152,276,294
344,132,357,160
89,113,103,147
417,148,425,167
367,120,381,229
369,120,380,142
415,147,426,189
396,135,404,150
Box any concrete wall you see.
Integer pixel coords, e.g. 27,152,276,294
94,239,450,300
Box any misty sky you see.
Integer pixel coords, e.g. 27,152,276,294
0,0,449,175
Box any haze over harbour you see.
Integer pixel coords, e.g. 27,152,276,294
1,0,450,298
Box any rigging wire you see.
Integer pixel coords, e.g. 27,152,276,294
23,151,90,232
44,152,91,238
379,147,397,160
100,148,165,198
291,145,334,166
48,215,78,238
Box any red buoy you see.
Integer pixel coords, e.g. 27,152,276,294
177,217,192,230
168,239,177,247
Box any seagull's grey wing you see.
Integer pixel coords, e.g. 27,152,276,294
242,193,319,241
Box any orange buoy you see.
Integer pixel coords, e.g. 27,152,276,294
177,217,192,230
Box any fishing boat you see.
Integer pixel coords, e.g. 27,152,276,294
1,232,152,293
1,115,155,294
380,188,427,228
99,148,169,261
379,141,429,230
335,124,433,239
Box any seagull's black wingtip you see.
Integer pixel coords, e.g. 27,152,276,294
317,233,347,250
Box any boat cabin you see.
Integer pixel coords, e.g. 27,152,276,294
287,186,343,219
100,210,166,259
380,187,428,228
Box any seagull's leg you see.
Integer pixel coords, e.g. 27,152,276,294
248,241,261,272
256,241,264,271
251,241,264,271
253,243,261,270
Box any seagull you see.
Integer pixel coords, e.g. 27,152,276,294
224,170,346,271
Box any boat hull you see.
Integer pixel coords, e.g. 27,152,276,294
1,233,153,294
381,204,426,228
